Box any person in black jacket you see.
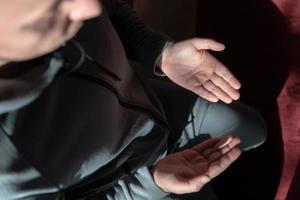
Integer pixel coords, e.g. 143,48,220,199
0,0,266,199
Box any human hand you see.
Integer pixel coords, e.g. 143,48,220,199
160,38,241,103
151,136,241,194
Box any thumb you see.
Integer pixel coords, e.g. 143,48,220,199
190,38,225,52
188,174,211,192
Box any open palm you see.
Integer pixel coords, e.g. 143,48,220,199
151,136,241,194
161,38,241,104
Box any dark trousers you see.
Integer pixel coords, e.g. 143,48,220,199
147,79,267,152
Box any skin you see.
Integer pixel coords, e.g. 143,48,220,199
160,38,242,104
0,0,242,195
0,0,101,63
152,136,242,194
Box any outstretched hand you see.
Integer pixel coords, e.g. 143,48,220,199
151,136,241,194
160,38,241,104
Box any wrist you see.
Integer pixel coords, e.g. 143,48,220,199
153,41,173,77
160,42,173,73
150,165,169,193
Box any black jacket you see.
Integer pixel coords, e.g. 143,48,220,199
0,1,173,199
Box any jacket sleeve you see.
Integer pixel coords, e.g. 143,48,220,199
106,167,169,200
107,0,173,69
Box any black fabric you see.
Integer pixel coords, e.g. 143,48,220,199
106,0,173,68
145,80,198,153
0,1,172,199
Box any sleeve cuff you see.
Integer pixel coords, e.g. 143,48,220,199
135,167,170,199
153,41,174,77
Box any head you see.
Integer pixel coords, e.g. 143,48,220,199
0,0,102,65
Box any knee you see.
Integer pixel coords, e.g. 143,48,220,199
190,98,267,151
231,102,267,151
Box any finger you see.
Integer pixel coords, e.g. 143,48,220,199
216,136,241,150
211,74,240,100
220,137,241,152
194,86,220,102
220,147,241,168
190,38,225,52
208,138,241,162
203,81,233,104
202,136,233,157
192,137,220,153
208,147,241,179
69,0,102,21
215,63,241,90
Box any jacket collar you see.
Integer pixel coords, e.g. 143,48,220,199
0,53,63,115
